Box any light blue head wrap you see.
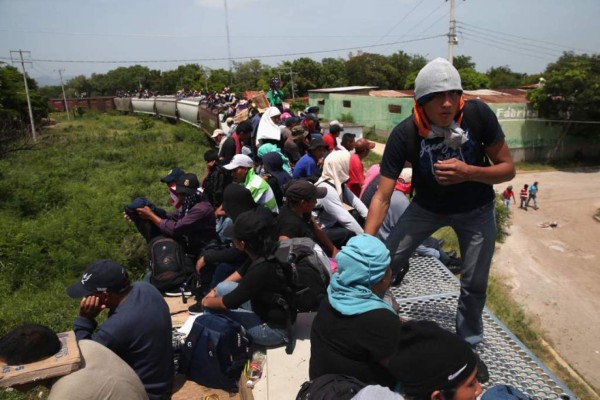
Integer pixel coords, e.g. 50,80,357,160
257,143,291,174
328,234,395,315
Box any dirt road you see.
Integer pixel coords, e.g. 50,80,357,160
492,168,600,391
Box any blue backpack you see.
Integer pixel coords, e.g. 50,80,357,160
179,313,251,392
481,384,532,400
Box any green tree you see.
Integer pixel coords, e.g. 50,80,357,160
206,68,233,92
232,59,268,92
285,58,324,97
387,51,411,89
320,57,348,89
0,65,48,154
346,52,399,89
487,66,526,89
527,52,600,158
458,68,490,90
453,55,476,70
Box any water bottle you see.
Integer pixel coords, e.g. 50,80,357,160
246,350,266,388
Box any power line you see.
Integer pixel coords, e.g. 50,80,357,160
457,25,569,56
380,0,446,53
416,0,465,36
0,28,438,39
458,32,555,62
459,30,561,59
456,21,594,54
373,0,427,45
0,34,445,65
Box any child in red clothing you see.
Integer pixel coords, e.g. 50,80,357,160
502,185,516,208
519,184,529,209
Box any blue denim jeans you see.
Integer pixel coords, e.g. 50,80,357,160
206,281,288,347
385,201,497,346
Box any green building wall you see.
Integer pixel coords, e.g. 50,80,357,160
309,93,600,161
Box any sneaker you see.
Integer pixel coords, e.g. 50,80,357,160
474,352,490,384
187,302,204,315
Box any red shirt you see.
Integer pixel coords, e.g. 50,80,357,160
348,153,364,197
519,188,528,199
322,133,336,152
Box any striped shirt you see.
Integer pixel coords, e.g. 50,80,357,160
243,168,279,214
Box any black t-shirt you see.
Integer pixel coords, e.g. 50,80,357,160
276,205,314,239
223,258,289,328
309,297,402,388
380,100,504,214
219,137,236,164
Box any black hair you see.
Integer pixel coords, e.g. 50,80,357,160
204,149,219,162
236,120,253,135
342,133,356,142
243,223,278,258
0,324,61,365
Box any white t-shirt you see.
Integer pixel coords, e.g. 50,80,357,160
49,340,147,400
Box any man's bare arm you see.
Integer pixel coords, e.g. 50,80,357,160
364,175,396,236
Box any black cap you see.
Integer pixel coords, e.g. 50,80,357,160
175,173,200,195
67,260,130,298
285,180,327,202
224,206,275,241
388,321,477,396
160,167,185,184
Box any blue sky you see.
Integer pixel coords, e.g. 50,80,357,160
1,0,598,85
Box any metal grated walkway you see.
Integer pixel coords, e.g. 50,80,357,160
391,257,576,400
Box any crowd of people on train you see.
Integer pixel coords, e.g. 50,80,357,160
2,59,523,400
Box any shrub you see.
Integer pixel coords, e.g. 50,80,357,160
495,193,512,242
339,113,354,123
137,114,155,131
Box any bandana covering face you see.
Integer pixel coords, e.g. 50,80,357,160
413,96,467,150
179,192,201,218
169,184,182,209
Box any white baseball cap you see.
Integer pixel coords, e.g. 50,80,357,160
223,154,254,170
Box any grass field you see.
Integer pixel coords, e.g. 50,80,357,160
0,111,212,339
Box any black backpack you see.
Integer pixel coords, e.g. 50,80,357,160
272,237,331,313
296,374,367,400
179,313,251,392
202,165,232,208
266,238,331,354
148,235,186,292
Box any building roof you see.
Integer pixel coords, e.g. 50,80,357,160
308,86,378,93
366,88,529,104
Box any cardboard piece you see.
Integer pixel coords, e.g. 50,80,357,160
0,331,81,388
234,108,249,124
251,91,270,112
172,373,254,400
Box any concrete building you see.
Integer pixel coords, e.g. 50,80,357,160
308,87,600,162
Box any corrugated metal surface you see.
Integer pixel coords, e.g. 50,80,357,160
393,257,576,400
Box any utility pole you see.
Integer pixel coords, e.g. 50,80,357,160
223,0,233,85
56,69,70,120
10,50,36,143
287,67,296,100
447,0,457,64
